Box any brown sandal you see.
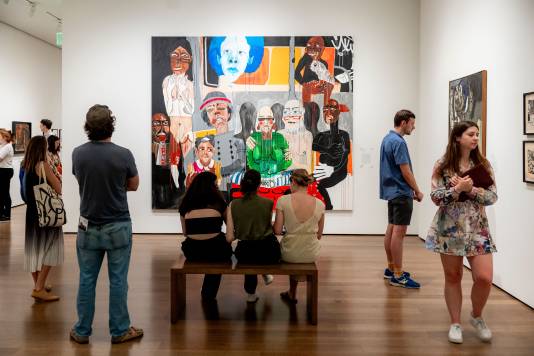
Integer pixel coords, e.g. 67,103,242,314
111,326,144,344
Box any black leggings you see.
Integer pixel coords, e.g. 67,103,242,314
181,233,233,299
235,235,281,294
0,168,13,218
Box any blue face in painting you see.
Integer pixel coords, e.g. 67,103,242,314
218,36,252,82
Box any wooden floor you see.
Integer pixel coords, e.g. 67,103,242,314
0,206,533,355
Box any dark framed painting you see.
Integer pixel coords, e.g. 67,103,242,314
524,141,534,184
524,92,534,135
449,70,487,155
11,121,32,154
51,128,62,140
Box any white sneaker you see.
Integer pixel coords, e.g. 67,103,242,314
262,274,274,285
470,315,492,342
246,293,259,303
448,323,463,344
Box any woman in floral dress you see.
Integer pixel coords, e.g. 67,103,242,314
426,121,497,344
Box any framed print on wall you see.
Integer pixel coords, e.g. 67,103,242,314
449,70,487,155
524,92,534,135
524,141,534,184
11,121,32,154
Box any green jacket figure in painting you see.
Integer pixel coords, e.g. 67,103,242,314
246,106,291,177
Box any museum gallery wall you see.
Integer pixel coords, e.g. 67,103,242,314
151,36,354,211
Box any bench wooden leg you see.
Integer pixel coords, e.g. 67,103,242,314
171,271,186,323
306,271,318,325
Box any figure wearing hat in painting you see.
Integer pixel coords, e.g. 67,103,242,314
185,135,222,187
312,99,351,210
246,106,292,177
199,91,245,192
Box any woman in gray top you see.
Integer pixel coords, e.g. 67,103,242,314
227,169,280,303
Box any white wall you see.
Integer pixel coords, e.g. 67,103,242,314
418,0,534,307
62,0,420,234
0,22,62,206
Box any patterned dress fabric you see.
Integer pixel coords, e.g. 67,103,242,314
425,159,497,257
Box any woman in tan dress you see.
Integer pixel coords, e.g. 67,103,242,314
273,169,325,303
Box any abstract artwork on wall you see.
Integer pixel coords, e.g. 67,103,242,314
524,141,534,184
449,70,487,154
524,92,534,135
151,36,354,210
11,121,31,154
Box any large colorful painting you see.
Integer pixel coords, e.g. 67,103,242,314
151,36,354,210
11,121,31,154
449,70,487,154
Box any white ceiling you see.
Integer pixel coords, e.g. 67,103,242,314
0,0,62,48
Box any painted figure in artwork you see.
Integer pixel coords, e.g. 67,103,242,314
151,113,180,208
246,106,292,177
186,135,222,187
152,113,173,167
295,36,335,105
312,99,351,210
162,43,195,189
279,99,313,171
208,36,265,86
450,81,474,127
200,92,245,191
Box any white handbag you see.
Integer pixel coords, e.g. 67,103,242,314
33,162,66,227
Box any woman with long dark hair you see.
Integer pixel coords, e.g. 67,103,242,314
47,135,62,181
179,171,233,300
226,169,280,303
0,129,14,221
23,136,64,302
426,121,497,344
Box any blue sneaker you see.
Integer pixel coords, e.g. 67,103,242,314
383,268,411,279
389,274,420,289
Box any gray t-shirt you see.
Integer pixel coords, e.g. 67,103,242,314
72,141,138,225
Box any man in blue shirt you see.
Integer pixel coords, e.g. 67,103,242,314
379,109,423,289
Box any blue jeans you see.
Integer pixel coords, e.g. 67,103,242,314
73,220,132,337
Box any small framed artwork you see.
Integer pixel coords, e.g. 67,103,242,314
11,121,32,154
51,128,62,140
449,70,487,155
524,141,534,184
524,92,534,135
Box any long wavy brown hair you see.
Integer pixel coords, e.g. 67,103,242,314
439,121,488,175
0,129,12,143
23,136,47,174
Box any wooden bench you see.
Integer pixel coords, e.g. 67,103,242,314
170,257,318,325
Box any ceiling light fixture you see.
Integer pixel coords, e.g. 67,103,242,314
26,0,37,17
